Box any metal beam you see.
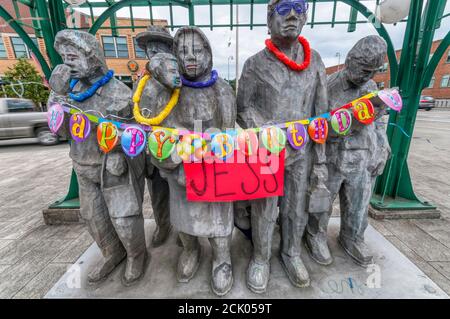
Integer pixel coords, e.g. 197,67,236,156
0,4,51,78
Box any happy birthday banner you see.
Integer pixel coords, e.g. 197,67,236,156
48,88,402,162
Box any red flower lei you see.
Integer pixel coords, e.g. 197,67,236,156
265,36,311,71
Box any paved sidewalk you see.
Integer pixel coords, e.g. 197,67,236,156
0,110,449,298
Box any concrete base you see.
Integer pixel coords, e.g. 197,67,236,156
45,218,448,299
42,208,82,225
368,206,441,220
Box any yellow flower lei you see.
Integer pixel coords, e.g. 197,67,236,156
133,74,180,126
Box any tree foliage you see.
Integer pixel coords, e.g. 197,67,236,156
1,58,49,107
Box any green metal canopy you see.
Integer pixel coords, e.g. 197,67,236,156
0,0,449,215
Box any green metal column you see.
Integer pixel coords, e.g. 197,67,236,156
372,0,448,212
34,0,62,66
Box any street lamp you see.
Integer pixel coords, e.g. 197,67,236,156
335,52,341,72
228,56,234,83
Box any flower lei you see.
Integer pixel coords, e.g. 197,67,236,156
265,36,311,72
133,74,180,126
181,70,218,88
69,70,114,102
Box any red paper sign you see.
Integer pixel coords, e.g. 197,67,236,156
184,150,285,202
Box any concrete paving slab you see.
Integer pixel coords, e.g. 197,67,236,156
45,218,448,299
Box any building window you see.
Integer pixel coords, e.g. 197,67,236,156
440,75,450,88
10,36,38,59
446,50,450,63
133,38,146,59
377,82,385,89
0,37,6,58
102,36,129,58
379,62,388,73
428,76,435,88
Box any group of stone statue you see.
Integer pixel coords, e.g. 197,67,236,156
48,0,390,296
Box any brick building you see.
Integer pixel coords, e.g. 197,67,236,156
326,39,450,101
0,0,167,87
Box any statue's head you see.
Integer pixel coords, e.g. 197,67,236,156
174,27,213,80
135,25,173,60
344,35,387,87
149,53,181,90
54,30,108,80
267,0,309,42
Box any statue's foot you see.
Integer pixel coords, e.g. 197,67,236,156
211,262,233,296
246,259,270,294
151,224,172,248
177,246,201,283
338,236,373,267
304,231,333,266
122,250,149,287
279,253,310,288
87,250,126,284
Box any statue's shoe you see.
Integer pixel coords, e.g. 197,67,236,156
122,250,149,287
246,259,270,294
87,250,126,284
304,231,333,266
151,224,172,248
338,235,373,267
177,246,201,283
279,253,310,288
211,262,233,296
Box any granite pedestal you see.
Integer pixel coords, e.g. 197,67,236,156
45,218,448,299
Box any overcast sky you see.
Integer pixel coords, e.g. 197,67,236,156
78,0,450,80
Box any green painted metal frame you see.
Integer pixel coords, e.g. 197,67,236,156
0,0,448,213
372,0,449,212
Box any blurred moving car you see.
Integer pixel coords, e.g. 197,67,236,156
0,98,59,145
419,96,435,111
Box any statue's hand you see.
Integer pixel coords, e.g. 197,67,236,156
310,164,328,189
106,152,127,176
49,64,72,95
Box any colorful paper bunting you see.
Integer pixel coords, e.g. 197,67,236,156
378,89,402,112
97,122,118,153
308,118,328,144
261,126,286,154
353,99,375,125
121,125,146,157
287,123,308,150
70,113,91,143
236,129,259,156
211,133,235,160
331,109,352,136
148,128,178,160
47,103,64,134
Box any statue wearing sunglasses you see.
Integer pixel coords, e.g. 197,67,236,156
237,0,329,293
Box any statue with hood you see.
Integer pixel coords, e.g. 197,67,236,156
151,27,237,296
305,35,390,267
134,25,175,248
236,0,329,293
48,30,147,286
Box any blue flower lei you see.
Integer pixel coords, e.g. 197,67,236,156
181,70,218,88
69,70,115,102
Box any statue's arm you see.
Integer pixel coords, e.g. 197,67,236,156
48,65,71,140
218,80,237,130
236,59,265,129
310,57,329,189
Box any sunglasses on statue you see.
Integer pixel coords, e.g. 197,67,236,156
270,1,309,17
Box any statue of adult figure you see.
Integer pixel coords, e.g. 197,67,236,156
152,27,236,296
237,0,328,293
305,35,390,267
49,30,147,285
135,25,174,247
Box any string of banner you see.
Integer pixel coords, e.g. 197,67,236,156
47,88,403,161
